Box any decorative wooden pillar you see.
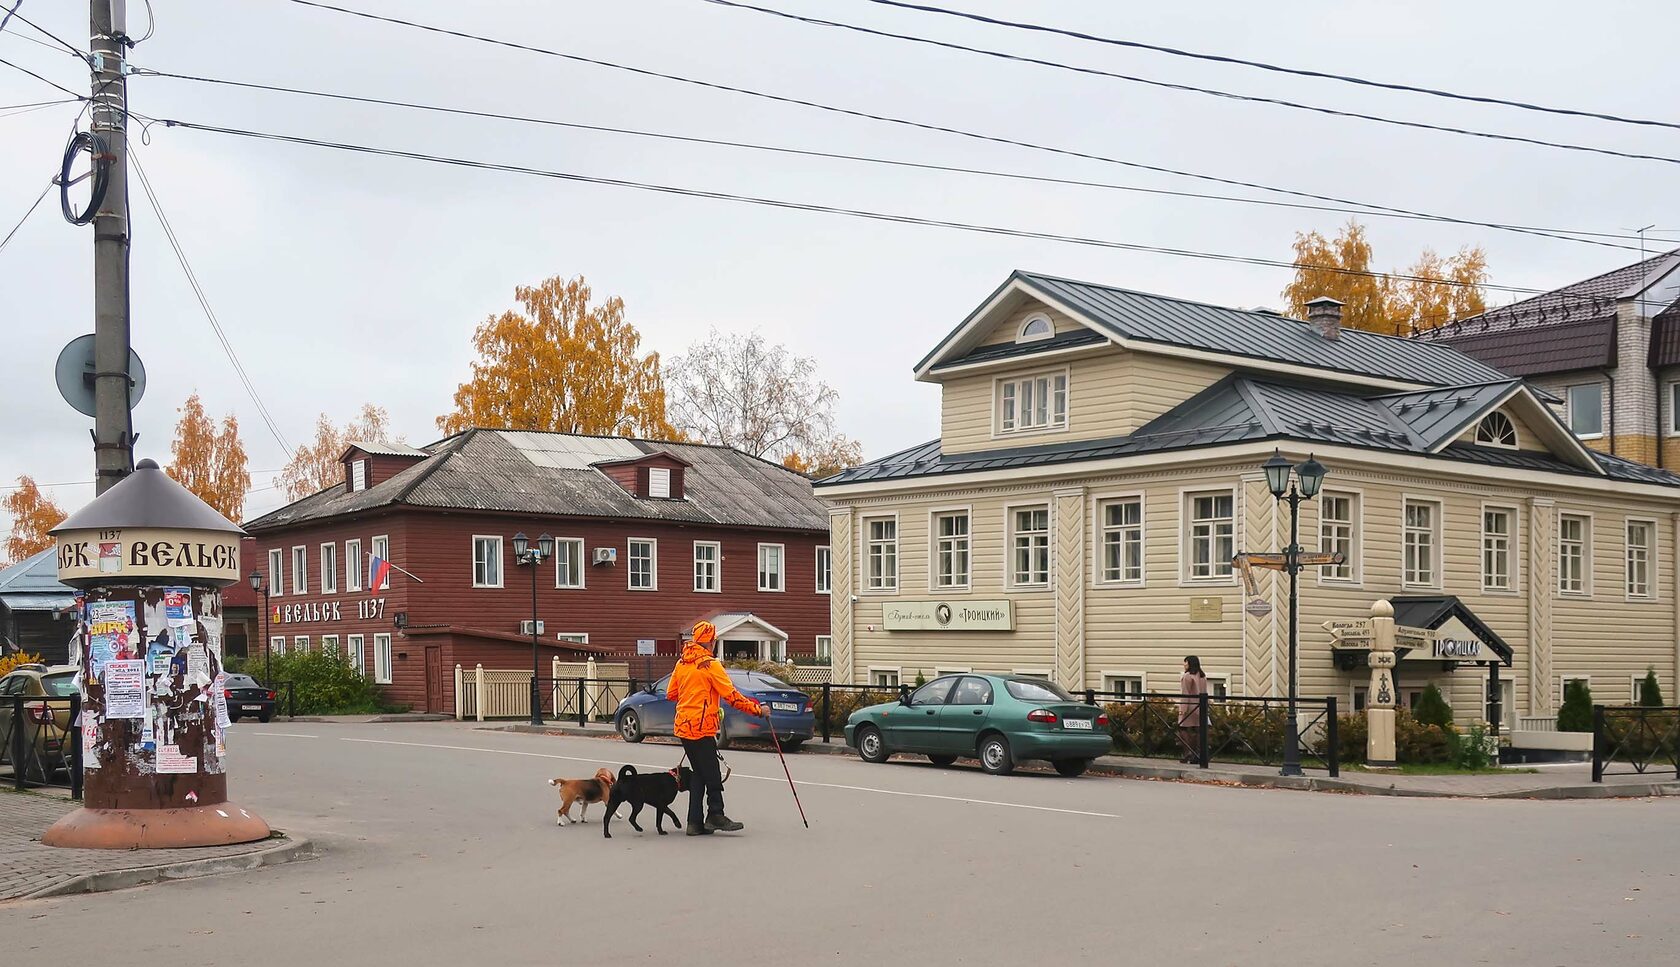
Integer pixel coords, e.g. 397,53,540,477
1052,488,1087,690
1366,599,1397,768
829,507,855,683
1527,498,1555,717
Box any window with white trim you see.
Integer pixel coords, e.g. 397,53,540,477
998,370,1068,433
870,668,901,688
1017,314,1053,343
320,543,338,594
1558,514,1589,595
349,459,367,491
345,539,363,592
934,511,971,589
1561,674,1591,707
1010,505,1051,587
815,636,832,661
373,633,392,685
554,538,585,589
320,634,340,654
629,539,657,590
1566,382,1604,438
1318,492,1356,582
370,535,390,589
866,518,898,591
1670,383,1680,435
1482,507,1514,591
693,541,721,593
1403,500,1440,588
1099,498,1143,584
472,536,503,588
757,543,785,592
294,635,310,653
648,467,672,499
347,633,365,675
815,546,831,594
556,633,590,644
1474,411,1518,448
268,548,284,596
1204,674,1230,698
1185,491,1234,581
291,546,307,594
1103,674,1144,698
270,635,286,657
1626,520,1653,599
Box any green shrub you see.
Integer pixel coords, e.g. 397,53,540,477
1208,702,1287,761
913,671,927,688
1451,720,1494,769
1557,679,1594,732
247,648,390,716
1335,712,1368,764
1639,668,1665,707
1412,684,1454,730
1395,709,1454,763
723,658,798,681
1104,699,1183,758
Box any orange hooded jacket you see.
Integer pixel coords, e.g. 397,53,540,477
668,639,764,741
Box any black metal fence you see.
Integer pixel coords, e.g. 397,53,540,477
1592,704,1680,782
3,695,81,798
1080,691,1339,776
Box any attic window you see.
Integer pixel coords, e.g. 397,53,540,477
1474,412,1518,449
1017,314,1054,343
648,467,672,499
349,459,367,491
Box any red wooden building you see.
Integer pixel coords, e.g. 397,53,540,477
242,430,833,713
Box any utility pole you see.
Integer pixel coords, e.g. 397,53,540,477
90,0,134,493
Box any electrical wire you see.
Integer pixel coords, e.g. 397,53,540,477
6,7,93,68
0,176,52,257
703,0,1680,168
272,0,1639,253
137,68,1657,251
128,147,296,456
848,0,1680,134
0,53,82,98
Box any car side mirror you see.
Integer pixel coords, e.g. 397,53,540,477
899,694,912,707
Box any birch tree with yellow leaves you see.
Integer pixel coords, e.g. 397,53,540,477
167,393,253,522
1283,220,1489,335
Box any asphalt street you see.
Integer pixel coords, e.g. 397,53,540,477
5,720,1677,966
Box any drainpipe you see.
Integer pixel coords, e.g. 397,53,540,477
1605,368,1617,457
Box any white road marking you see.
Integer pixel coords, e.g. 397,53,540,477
248,732,319,739
339,737,1120,819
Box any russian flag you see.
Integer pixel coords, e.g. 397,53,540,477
369,555,392,589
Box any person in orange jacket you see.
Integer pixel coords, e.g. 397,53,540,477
667,619,767,834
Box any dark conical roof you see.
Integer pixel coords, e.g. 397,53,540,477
51,459,245,535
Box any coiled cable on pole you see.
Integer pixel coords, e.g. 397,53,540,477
59,129,109,225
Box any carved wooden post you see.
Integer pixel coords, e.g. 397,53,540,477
1367,599,1398,768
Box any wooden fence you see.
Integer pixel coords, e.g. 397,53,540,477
455,659,631,721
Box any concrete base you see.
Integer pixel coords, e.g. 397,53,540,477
41,803,271,850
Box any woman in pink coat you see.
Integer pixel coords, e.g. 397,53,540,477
1178,655,1209,763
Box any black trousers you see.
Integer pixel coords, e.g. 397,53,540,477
681,736,726,825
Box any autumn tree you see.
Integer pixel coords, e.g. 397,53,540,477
1282,220,1489,335
668,329,862,477
3,476,66,564
437,275,674,438
279,404,396,501
167,393,252,522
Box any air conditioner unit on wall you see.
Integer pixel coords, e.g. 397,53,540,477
519,620,545,636
592,547,618,565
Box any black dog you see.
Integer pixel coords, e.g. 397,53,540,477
602,764,690,838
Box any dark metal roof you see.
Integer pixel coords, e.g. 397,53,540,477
1422,251,1680,339
1375,382,1520,449
245,429,828,533
1419,317,1615,377
930,327,1108,371
1389,596,1513,664
1650,306,1680,368
52,459,245,535
0,549,72,596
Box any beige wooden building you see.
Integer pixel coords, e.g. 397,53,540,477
815,271,1680,726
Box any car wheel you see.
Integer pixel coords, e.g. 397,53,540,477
977,734,1014,776
781,739,804,753
929,754,958,767
228,712,241,724
618,709,645,743
1054,758,1091,778
856,725,889,763
258,713,273,723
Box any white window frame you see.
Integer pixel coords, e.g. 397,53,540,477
1010,669,1051,681
1401,497,1443,590
556,632,590,644
1203,673,1230,698
350,458,367,492
371,535,390,590
270,635,287,657
1566,382,1604,439
291,545,308,594
994,367,1070,436
320,633,340,654
1557,511,1592,596
934,666,973,678
554,537,586,590
268,548,284,597
1669,382,1680,436
1560,674,1591,708
863,515,899,593
1625,517,1655,601
471,535,504,588
814,635,833,661
373,633,393,684
868,667,902,688
693,540,721,593
1006,502,1052,589
1487,678,1515,731
757,543,786,592
293,635,310,653
1102,672,1146,698
815,546,831,595
930,507,972,591
1473,411,1519,449
347,633,365,675
1016,312,1054,343
320,543,338,594
647,466,672,499
1316,489,1360,585
1181,487,1237,585
1480,504,1518,593
345,539,363,592
628,538,658,591
1095,493,1145,587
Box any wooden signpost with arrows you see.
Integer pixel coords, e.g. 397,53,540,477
1232,551,1346,598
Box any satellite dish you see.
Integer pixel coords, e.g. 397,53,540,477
54,334,146,419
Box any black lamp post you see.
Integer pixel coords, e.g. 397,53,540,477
513,531,555,726
1262,448,1328,777
250,569,270,687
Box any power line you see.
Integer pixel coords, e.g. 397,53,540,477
703,0,1680,168
273,0,1639,253
138,68,1660,252
0,53,82,99
0,176,51,256
848,0,1680,134
2,470,286,494
5,7,94,68
128,147,296,455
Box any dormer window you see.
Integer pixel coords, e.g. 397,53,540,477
1474,411,1518,449
349,459,368,491
1017,314,1054,343
999,369,1069,434
648,467,672,499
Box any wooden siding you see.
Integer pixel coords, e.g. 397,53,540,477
1451,405,1552,452
974,301,1080,348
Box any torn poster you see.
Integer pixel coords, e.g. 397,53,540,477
104,658,146,719
163,587,195,626
141,705,157,751
81,719,100,769
88,600,137,678
186,644,211,686
156,744,197,774
147,629,176,676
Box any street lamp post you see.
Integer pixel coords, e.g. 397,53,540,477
513,532,555,726
250,569,270,687
1262,448,1328,777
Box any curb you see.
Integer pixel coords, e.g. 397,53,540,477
22,835,316,900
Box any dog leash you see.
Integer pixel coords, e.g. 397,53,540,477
673,748,731,785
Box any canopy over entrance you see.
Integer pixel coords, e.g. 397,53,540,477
1388,596,1513,667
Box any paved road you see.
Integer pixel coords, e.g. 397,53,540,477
5,721,1677,965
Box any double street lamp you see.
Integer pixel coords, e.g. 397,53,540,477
1261,448,1329,777
249,569,271,687
513,532,554,727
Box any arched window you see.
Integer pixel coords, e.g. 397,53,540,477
1017,314,1054,343
1474,411,1518,448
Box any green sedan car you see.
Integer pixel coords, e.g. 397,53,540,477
845,675,1111,777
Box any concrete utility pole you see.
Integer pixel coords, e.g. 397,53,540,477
90,0,134,493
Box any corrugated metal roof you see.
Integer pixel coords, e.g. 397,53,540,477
1650,307,1680,368
0,592,76,612
1422,250,1680,337
345,440,429,458
1421,318,1615,377
0,548,72,595
1376,382,1518,448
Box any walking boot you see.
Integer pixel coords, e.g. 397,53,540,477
705,814,744,832
686,824,713,836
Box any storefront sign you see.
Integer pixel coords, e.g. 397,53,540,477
883,600,1013,632
1406,617,1489,661
270,598,386,624
56,526,241,586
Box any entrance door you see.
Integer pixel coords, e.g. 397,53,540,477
425,646,443,713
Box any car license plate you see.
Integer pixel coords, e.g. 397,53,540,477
1063,718,1093,730
771,702,800,713
242,705,263,712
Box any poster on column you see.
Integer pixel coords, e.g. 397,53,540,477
213,673,231,731
81,719,100,769
163,587,195,626
155,744,197,774
88,600,137,678
104,659,146,718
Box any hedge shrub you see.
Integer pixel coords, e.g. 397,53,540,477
1638,667,1665,707
228,649,391,715
1557,679,1594,732
1412,685,1454,730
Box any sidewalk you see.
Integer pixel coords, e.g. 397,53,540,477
0,791,312,903
492,721,1680,800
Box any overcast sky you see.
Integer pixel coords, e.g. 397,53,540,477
3,0,1677,533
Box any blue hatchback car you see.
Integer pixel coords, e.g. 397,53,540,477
613,669,816,749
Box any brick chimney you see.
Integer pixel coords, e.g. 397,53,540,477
1306,296,1344,341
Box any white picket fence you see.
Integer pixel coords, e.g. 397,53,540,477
454,659,632,721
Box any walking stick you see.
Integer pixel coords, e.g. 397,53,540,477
764,714,809,828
